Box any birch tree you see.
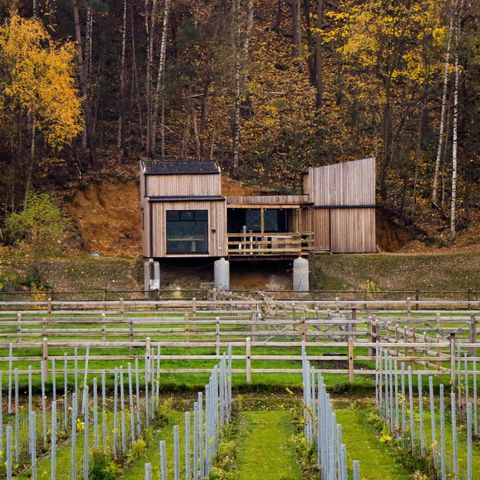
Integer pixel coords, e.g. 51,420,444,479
450,1,463,241
432,5,454,207
145,0,158,156
151,0,170,157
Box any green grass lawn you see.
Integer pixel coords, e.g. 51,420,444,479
236,410,301,480
336,404,414,480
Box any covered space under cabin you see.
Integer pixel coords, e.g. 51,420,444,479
140,157,376,291
226,195,312,257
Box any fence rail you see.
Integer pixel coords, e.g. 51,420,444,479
0,296,478,382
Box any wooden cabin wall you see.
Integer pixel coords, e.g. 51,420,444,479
139,166,150,257
311,209,330,251
330,208,375,253
150,200,227,257
305,157,375,206
304,158,376,253
146,174,221,196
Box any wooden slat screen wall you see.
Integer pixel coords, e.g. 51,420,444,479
306,157,375,206
312,209,330,251
151,200,227,257
330,208,375,253
146,173,221,196
304,158,376,253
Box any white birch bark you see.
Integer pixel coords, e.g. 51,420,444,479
151,0,170,157
450,1,463,241
432,8,454,205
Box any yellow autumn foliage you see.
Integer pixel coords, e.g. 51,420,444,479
0,14,82,149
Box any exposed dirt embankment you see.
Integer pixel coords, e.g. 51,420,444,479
375,209,413,252
68,180,141,257
66,175,259,258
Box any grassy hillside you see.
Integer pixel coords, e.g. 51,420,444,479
310,252,480,293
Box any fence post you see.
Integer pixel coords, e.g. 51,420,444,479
146,337,151,379
16,313,21,343
415,290,420,310
367,315,375,356
351,308,357,334
129,317,134,356
215,317,221,356
406,297,411,315
450,333,456,390
184,313,190,343
47,297,52,315
348,337,354,385
250,310,257,343
301,308,307,342
469,315,477,356
42,337,49,382
101,313,106,342
245,337,252,384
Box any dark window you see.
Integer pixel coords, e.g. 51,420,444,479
166,210,208,254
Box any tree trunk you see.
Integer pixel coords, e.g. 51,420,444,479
24,115,35,209
71,0,96,166
232,0,242,173
273,0,282,33
145,0,158,156
411,86,428,215
379,83,393,200
130,2,144,148
151,0,170,157
432,8,453,206
117,0,128,152
450,20,461,242
199,80,211,159
291,0,302,56
315,0,324,109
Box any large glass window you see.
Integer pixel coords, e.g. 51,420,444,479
166,210,208,254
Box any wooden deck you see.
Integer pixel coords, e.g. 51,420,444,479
227,232,313,256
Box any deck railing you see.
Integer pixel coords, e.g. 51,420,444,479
227,232,313,256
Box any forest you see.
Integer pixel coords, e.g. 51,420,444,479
0,0,479,244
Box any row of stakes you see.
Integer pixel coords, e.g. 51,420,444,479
376,346,476,480
5,342,478,479
0,344,176,479
0,342,232,480
302,345,361,480
143,352,232,479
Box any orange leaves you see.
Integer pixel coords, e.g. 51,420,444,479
0,14,82,149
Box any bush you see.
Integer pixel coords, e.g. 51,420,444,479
90,449,122,480
4,192,64,256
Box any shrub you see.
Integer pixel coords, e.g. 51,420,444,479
90,449,122,480
4,192,64,256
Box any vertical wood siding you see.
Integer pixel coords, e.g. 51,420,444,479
305,158,376,253
306,157,375,206
146,174,221,196
150,200,227,257
330,208,376,253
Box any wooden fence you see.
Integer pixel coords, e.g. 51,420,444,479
0,297,478,383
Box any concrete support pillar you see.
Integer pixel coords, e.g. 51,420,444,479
144,259,160,292
293,256,309,292
214,258,230,291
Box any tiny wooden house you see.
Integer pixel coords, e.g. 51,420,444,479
140,157,376,259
